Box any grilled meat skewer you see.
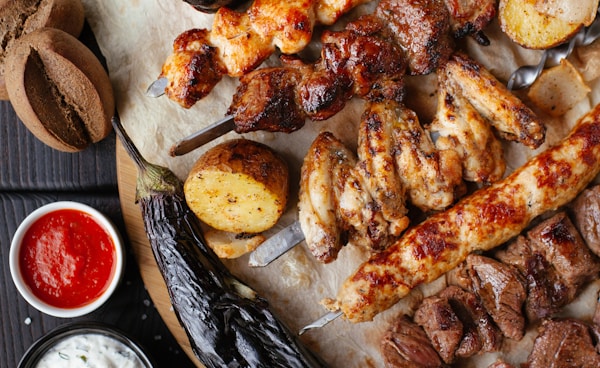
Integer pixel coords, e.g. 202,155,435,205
159,0,373,108
326,102,600,323
159,0,496,108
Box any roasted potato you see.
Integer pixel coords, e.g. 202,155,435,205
499,0,592,49
203,228,266,259
184,138,289,234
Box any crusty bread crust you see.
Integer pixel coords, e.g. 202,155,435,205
5,28,114,152
0,0,85,100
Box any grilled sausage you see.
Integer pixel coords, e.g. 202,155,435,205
327,103,600,322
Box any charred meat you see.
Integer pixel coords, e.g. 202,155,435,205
381,314,448,368
525,318,600,368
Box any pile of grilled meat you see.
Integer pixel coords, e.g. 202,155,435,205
381,185,600,367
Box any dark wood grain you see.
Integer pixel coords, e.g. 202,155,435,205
0,99,194,367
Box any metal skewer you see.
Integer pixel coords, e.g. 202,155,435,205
507,11,600,90
298,310,343,335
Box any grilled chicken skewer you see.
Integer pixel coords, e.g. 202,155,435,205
158,0,373,108
323,102,600,323
158,0,497,109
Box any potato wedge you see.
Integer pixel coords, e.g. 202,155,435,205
527,59,591,116
184,139,289,234
499,0,583,49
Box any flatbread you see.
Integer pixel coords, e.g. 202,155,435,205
80,1,600,366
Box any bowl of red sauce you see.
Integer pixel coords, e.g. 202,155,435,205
9,201,124,318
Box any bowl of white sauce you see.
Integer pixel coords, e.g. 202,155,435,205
18,322,155,368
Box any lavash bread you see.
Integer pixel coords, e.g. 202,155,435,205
4,27,114,152
0,0,85,100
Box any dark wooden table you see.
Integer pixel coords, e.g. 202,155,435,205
0,97,196,367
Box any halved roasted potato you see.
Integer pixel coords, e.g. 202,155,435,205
184,138,289,234
499,0,594,49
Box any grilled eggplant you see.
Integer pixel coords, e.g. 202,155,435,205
112,115,325,368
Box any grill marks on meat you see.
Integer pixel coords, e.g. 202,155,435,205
384,208,600,367
229,14,407,134
374,101,466,212
376,0,454,75
299,131,405,263
496,212,600,321
160,0,371,108
438,53,545,149
411,285,502,364
525,319,600,368
430,56,507,184
162,0,498,109
330,103,600,323
463,254,527,341
571,185,600,257
380,315,449,368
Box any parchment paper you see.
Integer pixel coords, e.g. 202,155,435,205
80,1,600,366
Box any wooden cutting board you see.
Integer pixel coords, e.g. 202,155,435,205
115,141,202,368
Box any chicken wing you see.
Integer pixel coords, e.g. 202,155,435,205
430,66,506,183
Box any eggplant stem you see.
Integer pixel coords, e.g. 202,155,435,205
112,115,149,173
111,114,183,201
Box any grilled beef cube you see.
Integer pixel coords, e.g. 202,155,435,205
526,318,600,368
528,212,600,290
228,67,306,133
571,185,600,257
465,254,527,340
414,295,463,364
439,285,503,356
497,212,600,321
375,0,454,75
381,315,448,368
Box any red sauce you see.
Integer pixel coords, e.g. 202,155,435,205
19,209,116,309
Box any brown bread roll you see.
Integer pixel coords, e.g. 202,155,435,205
0,0,85,100
4,27,114,152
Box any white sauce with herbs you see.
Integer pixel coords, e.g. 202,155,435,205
35,333,145,368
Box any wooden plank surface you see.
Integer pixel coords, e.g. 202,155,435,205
116,141,202,367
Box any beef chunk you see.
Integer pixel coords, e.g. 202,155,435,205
414,295,463,364
527,212,600,290
496,212,600,321
571,185,600,257
439,285,503,357
375,0,454,75
381,314,448,368
465,254,527,340
526,318,600,368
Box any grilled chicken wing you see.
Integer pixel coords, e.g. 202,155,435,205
357,104,410,236
370,101,465,212
442,53,545,149
298,132,356,263
328,103,600,323
430,65,506,183
300,131,402,261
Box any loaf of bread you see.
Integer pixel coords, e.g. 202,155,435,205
0,0,85,100
4,28,114,152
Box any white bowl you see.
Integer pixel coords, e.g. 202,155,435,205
10,201,125,318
